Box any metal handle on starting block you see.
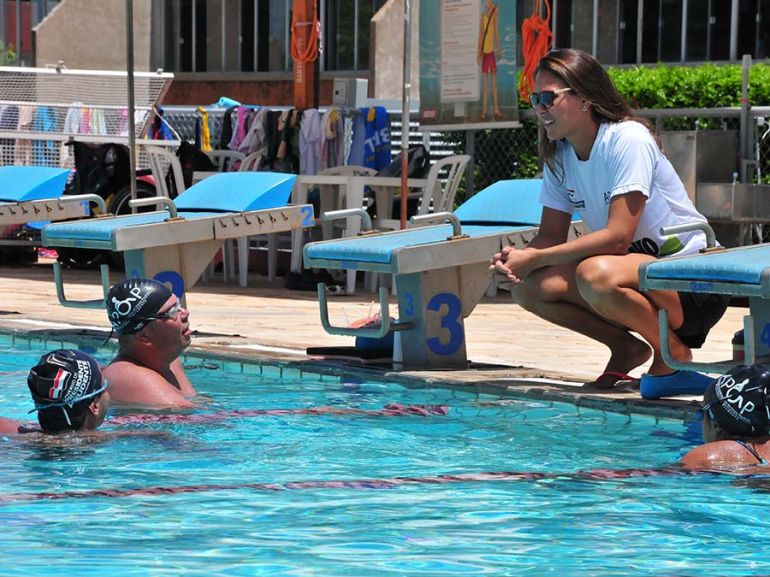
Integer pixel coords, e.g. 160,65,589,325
322,208,373,232
130,196,178,219
317,285,413,338
52,262,110,309
661,221,716,248
410,212,464,237
61,194,108,215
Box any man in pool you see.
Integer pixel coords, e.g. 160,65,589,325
681,364,770,470
0,349,110,435
103,278,196,409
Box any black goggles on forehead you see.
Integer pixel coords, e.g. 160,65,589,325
529,87,572,108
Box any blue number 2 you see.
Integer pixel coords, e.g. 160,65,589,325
426,293,463,356
300,205,314,227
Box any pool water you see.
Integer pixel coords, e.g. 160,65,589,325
0,334,768,576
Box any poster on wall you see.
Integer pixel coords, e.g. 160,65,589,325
419,0,519,131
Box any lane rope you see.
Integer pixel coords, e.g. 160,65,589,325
0,467,698,503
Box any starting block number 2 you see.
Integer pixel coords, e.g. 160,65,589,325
301,206,314,227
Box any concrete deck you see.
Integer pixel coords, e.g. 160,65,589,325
0,260,746,419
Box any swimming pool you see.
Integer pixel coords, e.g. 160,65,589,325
0,332,768,576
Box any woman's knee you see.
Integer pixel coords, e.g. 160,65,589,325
575,258,618,300
512,270,569,309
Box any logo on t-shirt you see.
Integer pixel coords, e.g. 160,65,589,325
603,191,611,204
566,188,584,210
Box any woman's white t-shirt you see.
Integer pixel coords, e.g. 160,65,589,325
540,121,708,257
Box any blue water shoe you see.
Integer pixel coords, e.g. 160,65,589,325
640,370,714,399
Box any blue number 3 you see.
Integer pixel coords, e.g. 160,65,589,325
426,293,463,356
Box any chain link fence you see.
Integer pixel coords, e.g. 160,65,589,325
1,104,769,256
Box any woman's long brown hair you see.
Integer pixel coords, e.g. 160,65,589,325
535,49,660,183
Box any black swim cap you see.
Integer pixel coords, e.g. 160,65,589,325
106,278,173,335
703,364,770,436
27,349,105,410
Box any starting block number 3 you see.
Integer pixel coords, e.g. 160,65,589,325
426,293,464,356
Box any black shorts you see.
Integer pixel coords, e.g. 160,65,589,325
674,291,730,348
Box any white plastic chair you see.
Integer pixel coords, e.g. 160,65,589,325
239,151,263,172
145,145,186,198
368,154,470,292
206,150,246,172
316,165,378,241
374,154,471,232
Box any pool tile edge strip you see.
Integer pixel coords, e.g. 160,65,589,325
0,323,699,422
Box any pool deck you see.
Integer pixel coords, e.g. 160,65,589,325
0,261,745,419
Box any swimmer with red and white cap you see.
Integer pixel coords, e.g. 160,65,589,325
0,349,110,435
103,278,196,409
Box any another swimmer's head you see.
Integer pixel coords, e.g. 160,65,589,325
701,364,770,442
27,349,109,433
106,278,174,336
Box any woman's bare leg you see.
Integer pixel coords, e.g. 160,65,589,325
575,253,692,376
512,263,652,387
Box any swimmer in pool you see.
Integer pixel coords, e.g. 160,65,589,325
0,349,110,435
103,278,196,409
681,364,770,470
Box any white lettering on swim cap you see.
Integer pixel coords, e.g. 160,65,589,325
732,399,755,415
110,286,151,321
62,359,93,404
725,376,749,395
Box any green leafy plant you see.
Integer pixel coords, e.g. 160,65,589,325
0,41,17,65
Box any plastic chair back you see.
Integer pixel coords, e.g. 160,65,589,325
145,145,186,198
417,154,470,215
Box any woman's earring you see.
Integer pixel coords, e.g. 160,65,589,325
581,105,589,112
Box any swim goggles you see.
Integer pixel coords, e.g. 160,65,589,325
529,87,572,109
141,302,180,323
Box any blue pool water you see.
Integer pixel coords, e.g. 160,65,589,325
0,333,769,576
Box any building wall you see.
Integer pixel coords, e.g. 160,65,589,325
369,0,420,101
33,0,153,71
163,74,337,106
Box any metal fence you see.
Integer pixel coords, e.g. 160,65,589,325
1,104,769,254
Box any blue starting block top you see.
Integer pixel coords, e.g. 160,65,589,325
305,223,530,265
454,179,543,225
642,244,770,287
305,178,547,267
0,166,70,203
42,171,298,247
640,243,770,299
175,172,296,213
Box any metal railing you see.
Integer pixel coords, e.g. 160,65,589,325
2,104,769,252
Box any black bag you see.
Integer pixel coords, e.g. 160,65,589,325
376,144,431,179
170,141,217,196
70,141,132,198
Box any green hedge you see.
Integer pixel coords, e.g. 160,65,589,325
609,62,770,108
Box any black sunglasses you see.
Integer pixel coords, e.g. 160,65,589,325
529,87,572,109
